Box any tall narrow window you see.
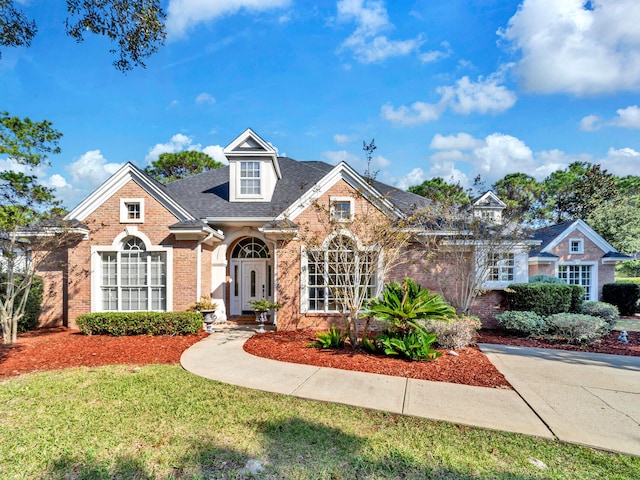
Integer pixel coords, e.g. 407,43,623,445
100,236,166,311
240,161,261,195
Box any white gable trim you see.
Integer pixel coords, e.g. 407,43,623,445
275,162,404,222
472,191,507,208
65,163,195,222
542,219,617,255
224,128,281,179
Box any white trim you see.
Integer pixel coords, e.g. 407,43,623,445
66,163,195,223
330,196,355,222
276,162,404,222
119,198,144,223
90,232,173,312
556,261,597,301
542,219,617,255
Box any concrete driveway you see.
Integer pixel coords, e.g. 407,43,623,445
480,344,640,457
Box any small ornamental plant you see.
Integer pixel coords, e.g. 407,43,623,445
249,299,282,311
187,296,218,312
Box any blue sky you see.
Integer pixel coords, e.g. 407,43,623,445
3,0,640,209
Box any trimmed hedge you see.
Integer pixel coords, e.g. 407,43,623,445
76,311,203,336
546,313,608,345
0,274,43,332
602,283,640,316
505,283,584,317
495,310,547,336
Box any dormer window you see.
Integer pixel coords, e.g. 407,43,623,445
240,161,261,196
570,238,584,254
120,198,144,223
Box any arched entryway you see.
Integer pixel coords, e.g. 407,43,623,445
228,237,274,315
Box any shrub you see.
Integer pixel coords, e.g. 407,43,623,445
0,274,43,332
310,325,347,349
568,285,585,313
362,278,455,335
495,311,547,336
602,283,640,316
505,283,579,316
545,313,607,345
76,311,203,336
529,274,565,284
376,321,440,361
422,317,481,350
582,301,619,328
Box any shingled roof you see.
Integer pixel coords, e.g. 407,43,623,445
164,157,429,222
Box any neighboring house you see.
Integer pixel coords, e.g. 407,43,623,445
32,129,627,331
528,219,630,301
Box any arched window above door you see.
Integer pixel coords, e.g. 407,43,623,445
231,237,270,259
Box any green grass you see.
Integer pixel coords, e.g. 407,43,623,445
616,277,640,284
1,365,639,479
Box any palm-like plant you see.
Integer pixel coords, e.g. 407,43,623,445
363,278,455,335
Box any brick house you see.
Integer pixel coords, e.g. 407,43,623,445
34,129,629,330
528,219,630,301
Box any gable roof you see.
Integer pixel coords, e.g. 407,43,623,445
528,219,623,257
164,157,430,224
66,162,198,222
469,191,506,209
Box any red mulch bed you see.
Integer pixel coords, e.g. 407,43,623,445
0,327,208,380
244,329,512,389
2,325,638,391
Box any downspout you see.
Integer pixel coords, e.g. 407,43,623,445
196,232,214,301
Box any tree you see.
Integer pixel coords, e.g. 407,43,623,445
411,201,530,315
0,0,166,71
587,196,640,255
492,173,544,224
408,177,470,205
542,162,618,223
144,151,225,184
288,191,412,348
0,112,70,344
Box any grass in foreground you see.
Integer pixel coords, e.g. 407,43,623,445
1,364,638,479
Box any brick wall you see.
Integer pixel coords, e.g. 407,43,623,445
43,180,205,328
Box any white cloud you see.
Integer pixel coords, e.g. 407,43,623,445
580,114,602,131
166,0,290,38
202,145,228,165
66,150,123,188
611,105,640,129
47,174,69,189
145,133,228,165
438,73,517,115
382,71,516,126
145,134,195,163
322,149,361,166
337,0,423,63
381,100,445,126
601,147,640,176
473,133,535,176
500,0,640,95
430,133,485,151
334,133,358,145
419,41,452,63
195,92,216,104
391,167,425,191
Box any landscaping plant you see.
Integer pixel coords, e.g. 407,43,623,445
376,321,441,361
422,316,481,350
495,310,547,336
581,301,619,329
311,324,347,349
544,313,608,345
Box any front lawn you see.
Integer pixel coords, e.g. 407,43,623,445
1,364,638,479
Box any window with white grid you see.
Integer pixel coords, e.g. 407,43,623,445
240,161,261,195
100,236,166,311
558,265,592,300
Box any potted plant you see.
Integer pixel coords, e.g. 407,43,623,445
249,299,282,332
187,296,219,332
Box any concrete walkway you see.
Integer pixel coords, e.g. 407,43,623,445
181,325,640,456
481,344,640,457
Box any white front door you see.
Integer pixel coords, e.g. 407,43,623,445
241,260,266,312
